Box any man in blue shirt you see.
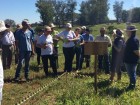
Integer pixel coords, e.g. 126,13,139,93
14,20,35,81
124,25,140,90
80,28,94,70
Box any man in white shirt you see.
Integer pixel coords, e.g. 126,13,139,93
1,24,15,69
95,27,112,74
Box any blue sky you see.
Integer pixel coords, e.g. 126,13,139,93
0,0,140,24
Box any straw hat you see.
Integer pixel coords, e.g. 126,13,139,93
124,25,138,31
0,20,8,32
50,23,56,28
113,29,124,38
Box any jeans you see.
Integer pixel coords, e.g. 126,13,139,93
80,45,90,69
15,51,31,79
63,47,75,72
75,46,82,70
98,54,110,74
42,55,57,76
125,63,138,86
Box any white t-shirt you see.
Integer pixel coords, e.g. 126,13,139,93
1,31,15,45
57,30,76,47
38,34,53,55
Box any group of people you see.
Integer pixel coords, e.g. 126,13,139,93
0,20,139,92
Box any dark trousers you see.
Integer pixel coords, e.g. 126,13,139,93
54,47,59,68
42,55,57,76
15,51,31,79
15,53,19,64
35,47,41,65
63,47,75,72
75,47,82,70
2,45,13,69
98,54,110,74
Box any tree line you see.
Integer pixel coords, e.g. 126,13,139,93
4,0,140,26
113,1,140,23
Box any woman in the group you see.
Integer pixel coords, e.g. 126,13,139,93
37,26,57,76
56,23,77,72
74,27,84,70
109,29,125,82
34,28,43,67
124,25,140,90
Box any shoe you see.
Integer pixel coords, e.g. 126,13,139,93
13,77,20,82
7,66,11,69
25,78,32,82
38,65,42,68
109,79,114,84
126,84,135,91
3,67,7,70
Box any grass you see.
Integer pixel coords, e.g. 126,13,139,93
2,23,140,105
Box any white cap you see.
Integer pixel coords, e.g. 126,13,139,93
0,20,8,32
66,23,72,28
50,23,56,28
81,26,86,30
22,19,30,25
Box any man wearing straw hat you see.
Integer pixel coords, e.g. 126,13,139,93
1,23,15,70
124,25,140,90
0,20,6,104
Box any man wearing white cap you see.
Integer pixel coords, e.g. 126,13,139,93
0,20,5,104
124,25,140,90
81,26,86,35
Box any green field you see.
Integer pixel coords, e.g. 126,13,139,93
2,23,140,105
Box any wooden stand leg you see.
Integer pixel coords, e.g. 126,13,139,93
94,55,97,93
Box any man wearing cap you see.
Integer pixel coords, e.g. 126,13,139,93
37,26,57,76
124,25,140,90
56,23,77,72
0,20,5,104
50,23,59,68
14,20,35,81
95,27,112,74
81,26,86,35
0,24,15,69
80,28,94,70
